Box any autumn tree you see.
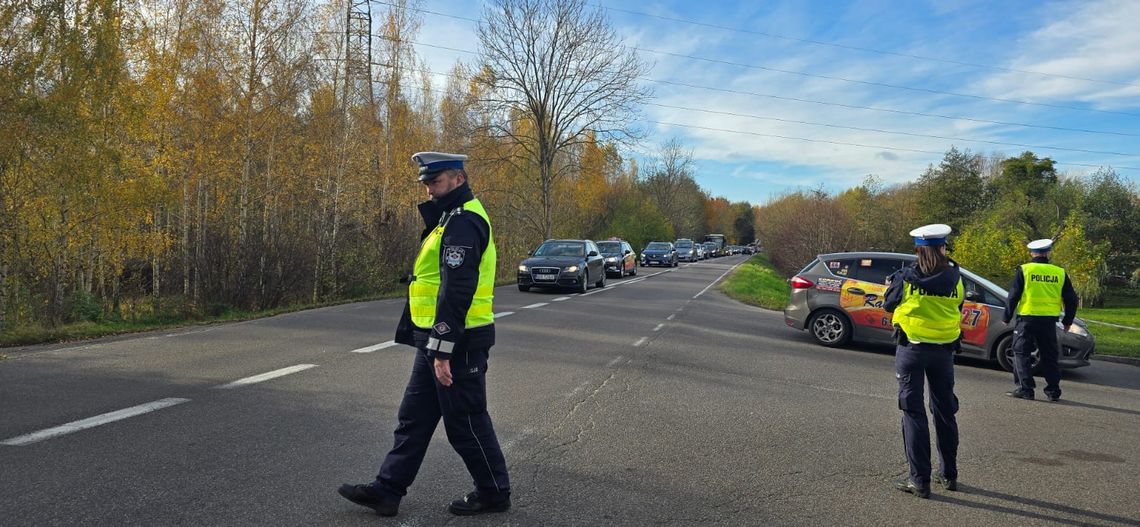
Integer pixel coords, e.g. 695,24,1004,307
475,0,651,239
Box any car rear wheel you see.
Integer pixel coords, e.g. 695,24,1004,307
808,309,851,347
995,334,1042,374
518,284,530,292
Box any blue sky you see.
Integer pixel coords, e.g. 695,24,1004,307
407,0,1140,205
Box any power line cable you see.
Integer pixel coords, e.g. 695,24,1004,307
645,120,1140,172
394,64,1138,171
635,47,1140,117
594,3,1140,89
648,78,1139,138
374,1,1140,117
380,36,1139,138
645,102,1139,157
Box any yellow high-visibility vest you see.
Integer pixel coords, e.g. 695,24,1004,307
893,278,964,344
1017,263,1064,317
408,199,496,329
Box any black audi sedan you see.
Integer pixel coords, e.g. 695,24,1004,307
517,239,607,293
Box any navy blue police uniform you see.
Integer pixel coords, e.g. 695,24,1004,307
339,154,510,517
1003,246,1078,402
882,224,962,498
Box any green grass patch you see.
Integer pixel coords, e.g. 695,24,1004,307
720,253,790,311
1079,288,1140,358
0,291,404,349
1085,324,1138,358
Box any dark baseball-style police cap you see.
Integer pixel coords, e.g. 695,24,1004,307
412,152,468,182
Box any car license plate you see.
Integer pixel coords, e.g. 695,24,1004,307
534,273,557,280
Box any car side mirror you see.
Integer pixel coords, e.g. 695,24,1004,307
624,249,631,255
965,291,983,302
527,250,534,256
587,250,598,257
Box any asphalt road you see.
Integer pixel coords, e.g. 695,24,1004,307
2,255,1138,526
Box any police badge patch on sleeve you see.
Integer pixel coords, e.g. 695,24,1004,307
444,246,465,268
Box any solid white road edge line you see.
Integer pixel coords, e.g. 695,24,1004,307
350,340,398,353
216,364,317,389
693,260,746,299
1,398,191,446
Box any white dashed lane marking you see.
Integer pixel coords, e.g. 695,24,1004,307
495,311,515,318
693,261,745,299
1,398,191,446
521,303,548,309
216,364,317,390
653,324,665,332
666,314,675,321
633,337,648,347
551,297,571,302
351,341,398,353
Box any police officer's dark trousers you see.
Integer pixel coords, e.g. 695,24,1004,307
1012,316,1061,398
895,342,959,487
375,347,510,500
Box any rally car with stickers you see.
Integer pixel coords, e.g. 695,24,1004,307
783,252,1095,372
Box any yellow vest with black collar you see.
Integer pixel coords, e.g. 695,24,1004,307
408,199,496,329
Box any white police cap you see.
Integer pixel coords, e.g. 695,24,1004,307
1027,238,1054,252
909,224,952,246
411,151,467,182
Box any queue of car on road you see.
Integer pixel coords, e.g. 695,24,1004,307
516,237,739,293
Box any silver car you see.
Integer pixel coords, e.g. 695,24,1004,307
782,252,1095,372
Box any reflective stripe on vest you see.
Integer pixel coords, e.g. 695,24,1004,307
1017,262,1064,317
408,198,496,330
893,277,964,344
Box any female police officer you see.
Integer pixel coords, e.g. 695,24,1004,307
883,224,962,499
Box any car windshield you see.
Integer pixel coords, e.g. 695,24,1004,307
534,241,584,257
597,242,621,253
646,242,670,250
676,241,692,248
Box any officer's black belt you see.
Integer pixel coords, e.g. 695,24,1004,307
399,274,416,284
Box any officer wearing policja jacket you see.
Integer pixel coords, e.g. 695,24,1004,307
339,152,511,518
1003,238,1078,402
883,224,962,499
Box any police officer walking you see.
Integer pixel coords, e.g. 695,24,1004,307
883,224,962,499
339,152,511,517
1004,239,1079,402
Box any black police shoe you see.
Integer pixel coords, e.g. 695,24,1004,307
1005,388,1034,400
1045,392,1061,402
933,474,958,491
893,479,931,499
448,491,511,516
337,483,399,517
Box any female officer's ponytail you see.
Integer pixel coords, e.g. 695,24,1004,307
915,245,949,276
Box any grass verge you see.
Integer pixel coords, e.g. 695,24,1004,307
0,277,524,350
1079,308,1139,360
720,253,789,311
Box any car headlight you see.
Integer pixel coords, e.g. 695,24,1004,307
605,257,617,263
518,264,528,272
1064,322,1090,338
564,265,579,273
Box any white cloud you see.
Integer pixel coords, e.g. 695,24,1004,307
979,0,1140,108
